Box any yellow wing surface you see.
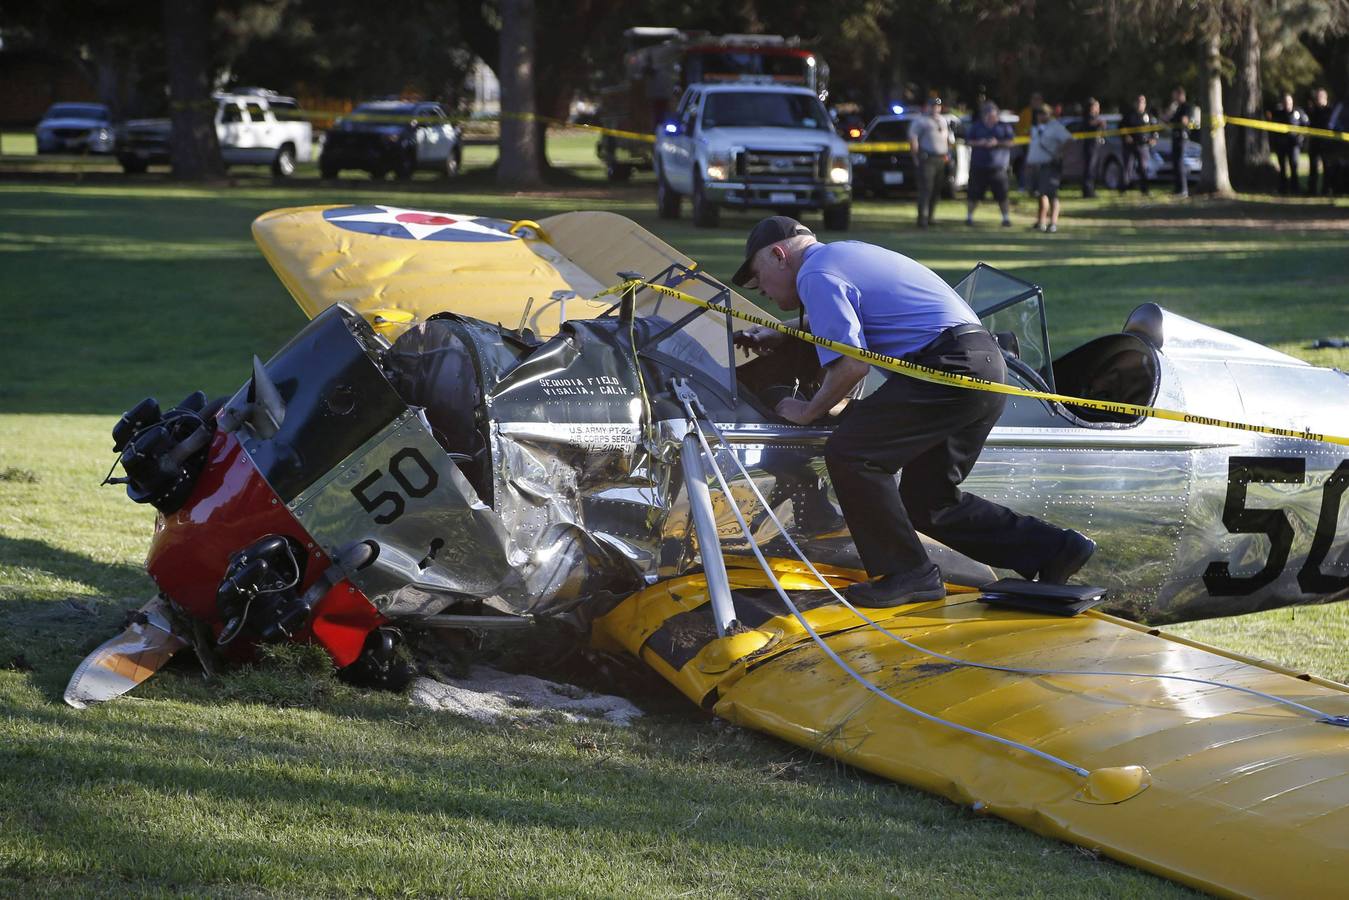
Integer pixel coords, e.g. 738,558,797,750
594,560,1349,899
251,206,764,347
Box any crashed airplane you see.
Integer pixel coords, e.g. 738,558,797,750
70,206,1349,897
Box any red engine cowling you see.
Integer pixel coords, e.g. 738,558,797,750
146,428,385,667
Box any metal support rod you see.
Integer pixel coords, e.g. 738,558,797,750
679,431,738,636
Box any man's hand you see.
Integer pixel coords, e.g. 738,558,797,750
733,326,787,357
775,397,814,424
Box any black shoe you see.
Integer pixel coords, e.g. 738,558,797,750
844,563,946,607
1038,530,1096,584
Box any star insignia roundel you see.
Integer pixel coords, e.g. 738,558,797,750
322,205,519,242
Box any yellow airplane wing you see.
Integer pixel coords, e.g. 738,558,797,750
251,204,612,338
252,206,766,347
594,561,1349,899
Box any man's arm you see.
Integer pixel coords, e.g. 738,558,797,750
775,356,870,424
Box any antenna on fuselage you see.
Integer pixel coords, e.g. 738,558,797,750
616,271,644,323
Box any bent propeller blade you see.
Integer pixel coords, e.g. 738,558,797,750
64,595,190,709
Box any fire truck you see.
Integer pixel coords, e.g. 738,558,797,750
595,28,829,182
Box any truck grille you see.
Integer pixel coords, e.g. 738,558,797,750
737,149,823,182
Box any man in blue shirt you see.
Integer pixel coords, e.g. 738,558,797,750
732,216,1094,604
964,101,1015,227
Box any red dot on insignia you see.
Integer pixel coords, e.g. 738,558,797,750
395,213,456,225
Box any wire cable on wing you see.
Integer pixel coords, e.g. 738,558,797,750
676,387,1095,777
679,388,1347,726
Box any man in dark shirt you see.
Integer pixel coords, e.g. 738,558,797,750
1270,92,1309,195
964,101,1015,226
1120,94,1155,195
1080,98,1106,198
1307,87,1333,196
1163,87,1193,197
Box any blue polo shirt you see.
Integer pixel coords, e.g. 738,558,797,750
796,241,979,366
966,119,1014,169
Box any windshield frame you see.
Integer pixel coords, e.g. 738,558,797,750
952,263,1055,390
700,90,831,131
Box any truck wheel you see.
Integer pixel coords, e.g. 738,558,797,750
656,170,682,219
120,158,147,175
272,144,297,179
320,160,339,180
607,161,633,182
394,147,416,180
443,148,460,179
692,175,720,228
822,204,851,230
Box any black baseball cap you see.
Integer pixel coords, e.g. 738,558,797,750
732,216,814,286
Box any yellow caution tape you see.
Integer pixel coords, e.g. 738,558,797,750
847,123,1194,155
1215,114,1349,142
161,99,1349,151
596,278,1349,448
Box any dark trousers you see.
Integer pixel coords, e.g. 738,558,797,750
915,153,945,224
1081,141,1098,197
1122,144,1150,193
824,330,1066,580
1309,143,1327,195
1171,135,1188,195
1276,147,1300,194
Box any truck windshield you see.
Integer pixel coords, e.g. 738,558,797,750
46,104,109,121
866,120,912,143
702,92,829,130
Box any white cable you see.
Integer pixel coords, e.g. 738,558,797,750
698,414,1342,723
682,407,1092,777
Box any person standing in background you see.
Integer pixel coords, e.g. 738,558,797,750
1163,87,1193,197
1026,105,1073,232
965,101,1015,226
1270,91,1309,195
1080,97,1106,198
1120,94,1155,195
1016,91,1045,190
908,98,951,228
1307,87,1333,196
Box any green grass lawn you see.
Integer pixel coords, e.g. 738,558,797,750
1,133,1347,896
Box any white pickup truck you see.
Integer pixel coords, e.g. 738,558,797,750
654,83,852,229
117,90,314,177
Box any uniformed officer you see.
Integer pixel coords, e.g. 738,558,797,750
732,216,1095,604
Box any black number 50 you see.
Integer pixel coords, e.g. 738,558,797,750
1203,456,1349,596
350,447,439,525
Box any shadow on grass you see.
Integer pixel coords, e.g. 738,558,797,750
1072,195,1349,224
0,687,1186,896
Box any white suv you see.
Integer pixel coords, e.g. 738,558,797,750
654,83,852,229
118,90,314,177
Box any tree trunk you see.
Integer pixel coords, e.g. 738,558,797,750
1230,4,1269,186
163,0,222,179
497,0,542,187
1201,31,1233,195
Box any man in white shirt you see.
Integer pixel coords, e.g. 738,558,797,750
1025,105,1073,232
908,98,951,228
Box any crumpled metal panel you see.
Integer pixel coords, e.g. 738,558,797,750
593,564,1349,899
384,315,673,619
288,410,513,616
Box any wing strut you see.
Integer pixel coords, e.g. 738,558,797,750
673,378,739,637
